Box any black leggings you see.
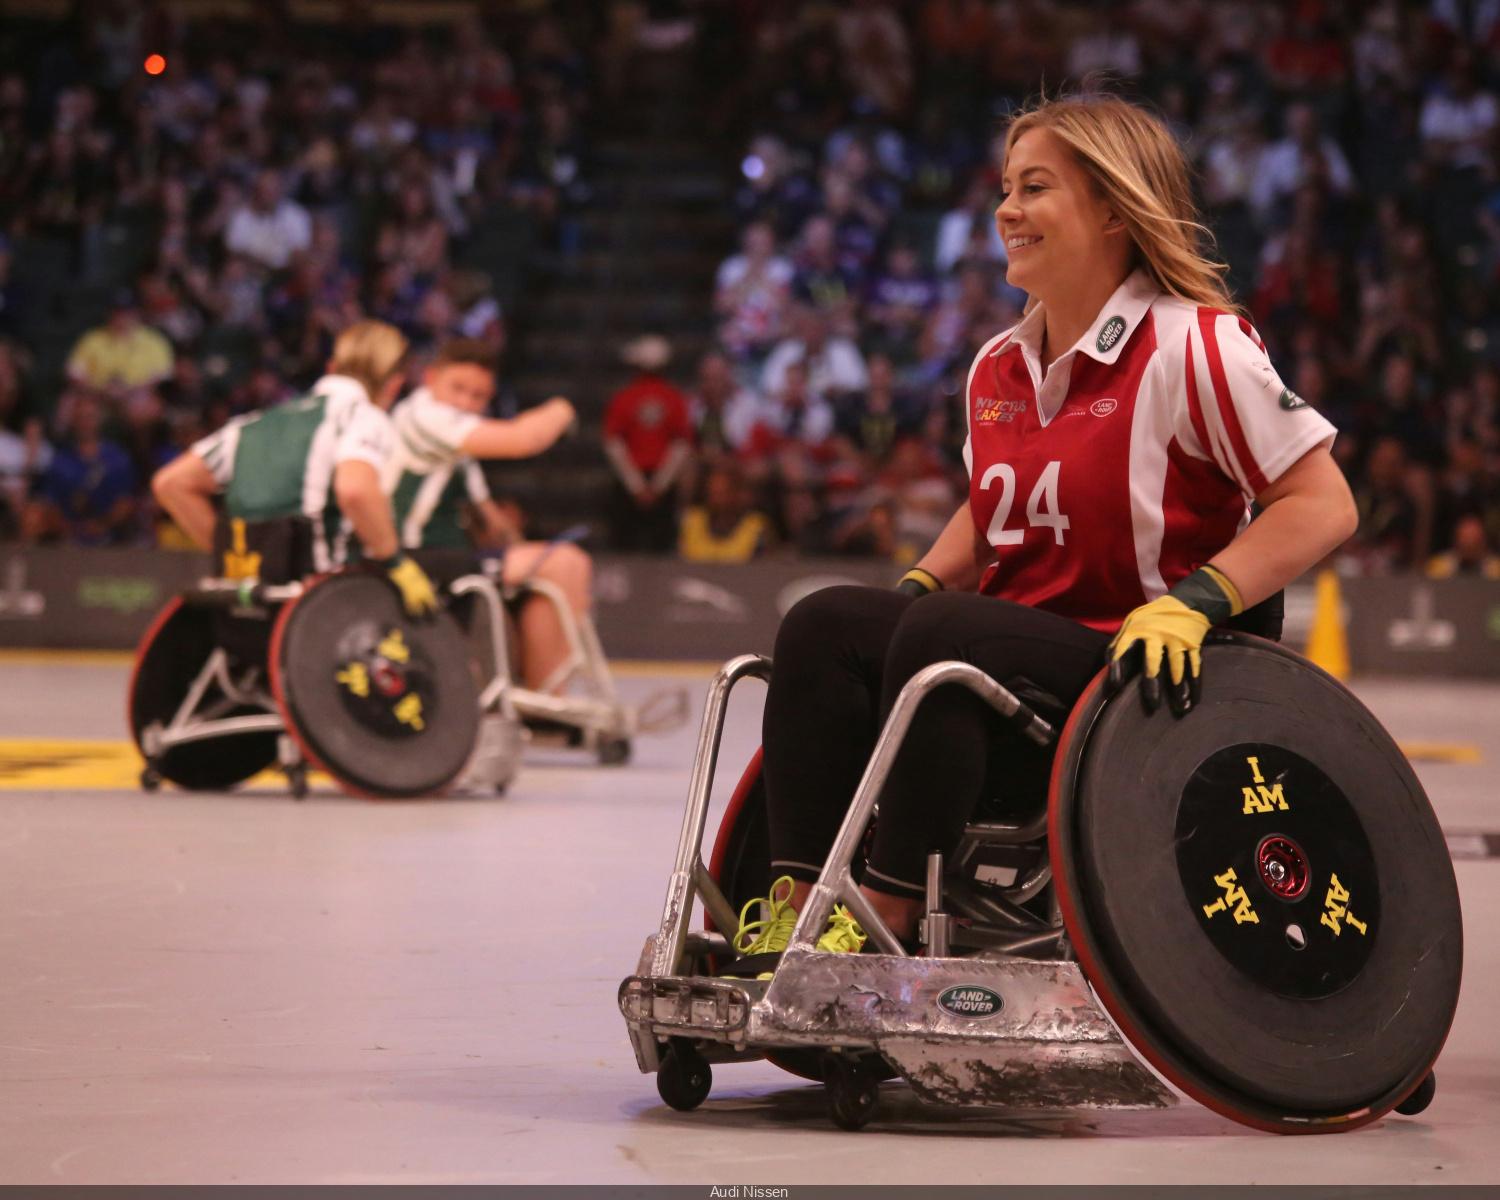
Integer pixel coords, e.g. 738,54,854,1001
762,587,1110,898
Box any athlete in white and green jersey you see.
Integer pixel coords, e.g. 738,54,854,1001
385,339,580,687
194,373,394,568
151,320,439,616
387,385,493,551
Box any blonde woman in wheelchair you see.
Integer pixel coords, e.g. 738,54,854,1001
731,92,1359,966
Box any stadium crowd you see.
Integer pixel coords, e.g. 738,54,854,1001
2,1,1499,580
0,1,590,545
648,0,1500,575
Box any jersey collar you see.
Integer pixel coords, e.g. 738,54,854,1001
313,373,373,406
994,268,1160,366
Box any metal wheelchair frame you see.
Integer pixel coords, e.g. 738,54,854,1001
619,654,1173,1126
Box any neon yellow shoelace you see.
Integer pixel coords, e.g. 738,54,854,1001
815,904,866,954
733,875,797,956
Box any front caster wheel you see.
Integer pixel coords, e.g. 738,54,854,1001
823,1052,879,1130
597,736,632,766
657,1040,712,1111
1395,1071,1437,1116
140,764,162,792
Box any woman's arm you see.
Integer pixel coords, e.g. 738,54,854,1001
913,501,991,593
1208,445,1359,607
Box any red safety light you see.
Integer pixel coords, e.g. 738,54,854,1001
144,54,167,76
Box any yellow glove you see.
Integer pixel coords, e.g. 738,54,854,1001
379,553,439,619
1108,565,1242,715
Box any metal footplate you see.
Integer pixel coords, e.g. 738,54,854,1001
621,944,1172,1111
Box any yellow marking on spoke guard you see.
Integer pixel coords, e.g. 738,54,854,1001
0,739,332,792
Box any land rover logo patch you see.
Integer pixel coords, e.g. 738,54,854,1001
1096,315,1126,353
937,984,1004,1019
1279,387,1308,411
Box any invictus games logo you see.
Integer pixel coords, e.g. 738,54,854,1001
974,396,1027,424
1279,387,1308,411
1096,315,1127,353
937,984,1004,1019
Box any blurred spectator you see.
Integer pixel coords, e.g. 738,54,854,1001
603,335,692,553
21,392,136,545
1425,513,1500,579
678,463,770,563
1349,436,1428,571
864,243,938,362
714,221,793,362
1249,104,1356,227
790,214,863,331
224,169,312,271
1419,49,1498,172
761,305,868,409
65,292,174,403
934,174,1006,274
687,350,763,459
0,346,50,538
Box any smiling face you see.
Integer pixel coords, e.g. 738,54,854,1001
996,127,1122,302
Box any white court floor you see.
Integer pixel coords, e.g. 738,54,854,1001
0,657,1497,1186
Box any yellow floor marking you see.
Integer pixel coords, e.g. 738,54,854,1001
0,739,330,792
0,648,137,667
1397,741,1483,765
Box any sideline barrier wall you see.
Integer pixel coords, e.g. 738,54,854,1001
1,546,1497,677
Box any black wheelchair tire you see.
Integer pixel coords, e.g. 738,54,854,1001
128,597,279,791
1049,634,1463,1134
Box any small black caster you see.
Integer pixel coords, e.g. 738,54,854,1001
1395,1071,1436,1116
656,1039,712,1111
597,736,632,766
285,764,309,800
140,764,162,792
823,1052,879,1130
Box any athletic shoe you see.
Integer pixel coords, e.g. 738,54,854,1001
815,904,867,954
725,879,866,980
730,875,798,977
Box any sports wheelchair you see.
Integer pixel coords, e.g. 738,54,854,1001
130,518,509,798
416,545,687,769
619,632,1463,1133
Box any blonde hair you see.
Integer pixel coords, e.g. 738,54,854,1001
328,319,409,400
1004,92,1242,314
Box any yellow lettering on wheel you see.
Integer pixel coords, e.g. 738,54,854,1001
1321,872,1368,936
336,663,370,697
1241,782,1289,814
393,693,425,730
1246,755,1265,784
377,629,410,663
1203,866,1260,925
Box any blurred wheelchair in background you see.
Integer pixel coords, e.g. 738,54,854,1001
620,631,1463,1133
130,517,496,799
130,520,684,798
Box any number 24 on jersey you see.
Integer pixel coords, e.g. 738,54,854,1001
980,460,1069,547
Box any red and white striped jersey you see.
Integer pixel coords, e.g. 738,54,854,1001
962,269,1336,632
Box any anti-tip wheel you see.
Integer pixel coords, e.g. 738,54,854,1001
140,764,162,792
656,1040,711,1111
286,764,309,800
823,1053,879,1131
1394,1072,1436,1116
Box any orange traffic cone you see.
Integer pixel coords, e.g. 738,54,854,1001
1303,568,1351,680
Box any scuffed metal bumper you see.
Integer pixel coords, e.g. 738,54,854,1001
620,944,1173,1110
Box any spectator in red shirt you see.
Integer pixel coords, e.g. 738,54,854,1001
603,334,693,552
